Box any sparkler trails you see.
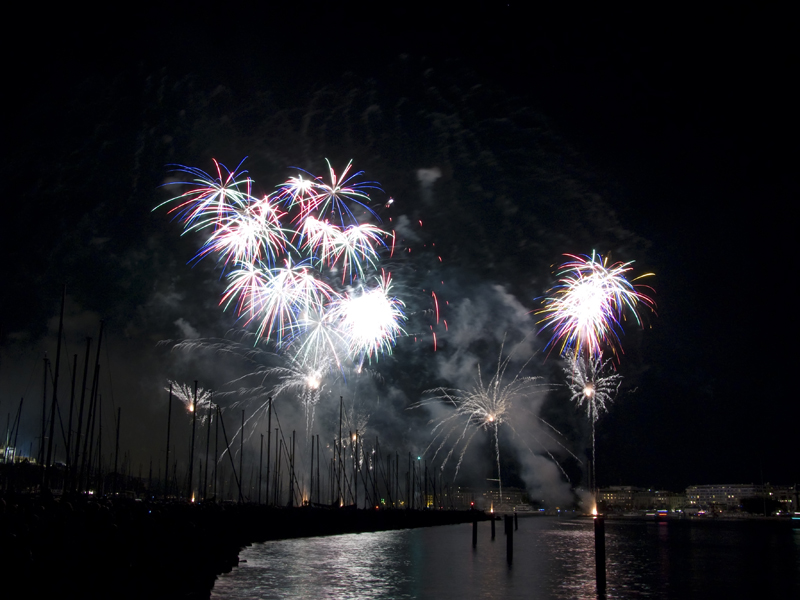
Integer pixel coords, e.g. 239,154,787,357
538,252,655,360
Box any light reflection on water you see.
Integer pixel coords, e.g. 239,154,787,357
211,517,800,600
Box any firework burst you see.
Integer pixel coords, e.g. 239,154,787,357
277,159,381,226
538,251,655,360
330,272,406,365
166,380,214,419
564,354,622,423
411,342,543,501
563,352,622,492
158,158,406,360
265,353,335,438
201,196,288,267
157,160,252,233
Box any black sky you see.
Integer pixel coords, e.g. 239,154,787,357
3,3,796,494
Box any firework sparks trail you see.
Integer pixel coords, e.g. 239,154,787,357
276,159,381,226
157,159,434,501
564,353,622,492
299,218,385,282
300,217,345,267
335,223,385,282
538,251,654,495
166,336,360,449
538,252,655,360
166,381,214,420
330,272,406,365
156,160,252,234
287,307,348,369
201,196,289,267
564,354,622,424
248,259,337,345
411,340,544,502
158,159,406,359
266,354,334,439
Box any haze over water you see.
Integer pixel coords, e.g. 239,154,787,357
211,517,800,599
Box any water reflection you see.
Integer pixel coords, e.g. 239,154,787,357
211,530,416,599
540,521,596,598
211,517,800,600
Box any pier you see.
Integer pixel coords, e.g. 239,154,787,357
0,492,488,599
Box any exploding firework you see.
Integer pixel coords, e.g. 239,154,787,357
158,159,406,358
538,251,654,495
156,159,253,232
563,353,622,492
329,272,406,365
564,354,622,423
201,196,289,267
166,380,214,418
538,252,655,360
276,159,381,226
411,341,544,501
266,354,334,438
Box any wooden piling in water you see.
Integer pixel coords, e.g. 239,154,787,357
505,515,513,564
595,513,606,592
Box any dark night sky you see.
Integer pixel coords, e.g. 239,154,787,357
2,4,796,499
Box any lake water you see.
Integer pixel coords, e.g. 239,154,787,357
211,516,800,599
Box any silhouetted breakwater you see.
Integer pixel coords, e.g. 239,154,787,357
0,492,488,599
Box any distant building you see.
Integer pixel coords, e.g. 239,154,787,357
763,483,797,513
483,487,526,509
449,486,527,510
685,484,762,509
449,487,477,509
633,490,684,511
598,486,641,511
598,487,687,512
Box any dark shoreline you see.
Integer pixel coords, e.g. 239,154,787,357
0,493,489,599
